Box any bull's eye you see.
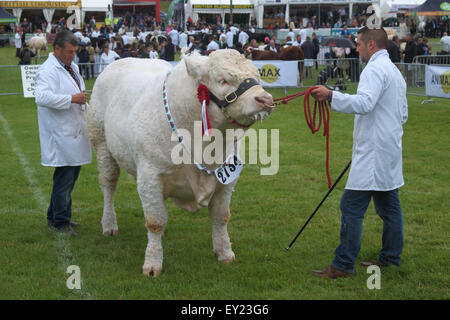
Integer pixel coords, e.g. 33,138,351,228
219,79,228,86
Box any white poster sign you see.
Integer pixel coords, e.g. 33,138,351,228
425,65,450,99
252,60,298,87
20,65,40,98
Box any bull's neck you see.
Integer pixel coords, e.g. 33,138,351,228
166,71,242,164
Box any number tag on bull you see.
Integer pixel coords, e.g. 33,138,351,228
215,154,243,185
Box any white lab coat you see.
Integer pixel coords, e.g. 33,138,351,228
331,50,408,191
14,33,22,48
238,31,249,45
226,31,234,48
35,53,92,167
99,50,120,72
178,32,188,49
207,40,219,51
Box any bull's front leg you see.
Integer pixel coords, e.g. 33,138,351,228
137,167,167,277
208,184,235,263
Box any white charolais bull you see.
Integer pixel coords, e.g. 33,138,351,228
29,34,47,56
88,49,274,276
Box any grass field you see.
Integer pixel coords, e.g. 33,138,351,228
0,45,449,300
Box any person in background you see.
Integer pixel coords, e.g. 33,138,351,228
310,27,408,279
34,30,92,236
149,44,158,59
301,36,315,79
77,44,90,79
341,25,350,36
238,26,249,46
388,35,401,63
18,43,35,65
421,38,431,55
99,44,120,72
265,40,279,53
347,34,360,82
226,27,234,49
87,42,96,79
439,32,450,54
178,29,188,50
206,35,219,52
160,37,175,61
416,37,425,56
15,28,23,57
312,32,320,70
403,34,418,86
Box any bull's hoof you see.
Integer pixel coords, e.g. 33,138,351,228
142,266,162,277
102,228,118,236
216,251,236,264
220,258,235,264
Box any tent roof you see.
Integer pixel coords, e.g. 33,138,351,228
415,0,450,11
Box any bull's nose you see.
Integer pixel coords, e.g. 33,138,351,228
254,94,275,109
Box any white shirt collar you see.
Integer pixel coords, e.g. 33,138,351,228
368,49,388,64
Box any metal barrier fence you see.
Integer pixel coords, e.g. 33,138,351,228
0,57,447,97
413,55,450,65
394,63,426,96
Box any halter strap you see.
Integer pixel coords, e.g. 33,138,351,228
209,78,259,109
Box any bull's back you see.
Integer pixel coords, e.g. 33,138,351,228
89,58,170,129
88,58,173,174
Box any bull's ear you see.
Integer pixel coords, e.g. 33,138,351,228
184,53,208,82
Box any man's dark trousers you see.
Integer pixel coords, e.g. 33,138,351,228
331,189,404,273
47,166,81,227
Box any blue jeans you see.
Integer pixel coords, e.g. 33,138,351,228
331,189,404,273
47,166,81,227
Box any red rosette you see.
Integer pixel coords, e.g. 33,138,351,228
197,84,210,105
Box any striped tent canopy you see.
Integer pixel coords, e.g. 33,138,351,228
0,6,17,24
407,0,450,16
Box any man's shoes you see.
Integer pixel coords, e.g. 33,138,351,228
54,224,78,236
48,221,81,227
359,260,388,267
311,265,353,279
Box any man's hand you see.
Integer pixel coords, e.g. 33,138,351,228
311,85,331,102
71,92,87,105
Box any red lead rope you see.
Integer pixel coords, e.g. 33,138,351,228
274,86,332,189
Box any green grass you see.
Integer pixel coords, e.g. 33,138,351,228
0,46,449,300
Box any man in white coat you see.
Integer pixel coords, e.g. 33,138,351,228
311,27,408,278
226,27,234,48
238,27,249,46
35,30,92,235
15,29,22,57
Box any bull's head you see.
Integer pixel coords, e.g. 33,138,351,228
184,49,275,129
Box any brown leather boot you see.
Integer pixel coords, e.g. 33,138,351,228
311,265,353,279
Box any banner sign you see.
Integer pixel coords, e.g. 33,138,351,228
331,27,359,37
0,1,79,8
20,65,40,98
425,65,450,99
252,60,298,87
193,5,254,9
167,60,298,88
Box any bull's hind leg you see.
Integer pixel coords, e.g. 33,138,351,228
208,184,235,263
94,140,120,235
137,167,167,277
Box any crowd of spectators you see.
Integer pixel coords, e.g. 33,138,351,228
9,8,450,80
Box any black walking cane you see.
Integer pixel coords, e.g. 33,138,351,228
285,160,352,251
